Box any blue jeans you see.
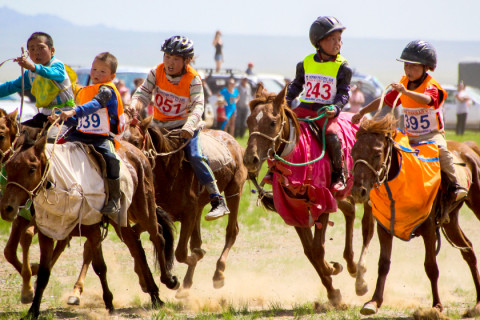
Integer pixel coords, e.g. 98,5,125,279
185,130,215,185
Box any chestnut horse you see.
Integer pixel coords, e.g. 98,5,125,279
0,134,179,319
243,85,375,306
125,115,247,296
351,113,480,316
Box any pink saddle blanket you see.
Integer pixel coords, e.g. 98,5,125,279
269,112,358,227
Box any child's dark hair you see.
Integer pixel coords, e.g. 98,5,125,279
95,52,118,74
28,32,54,49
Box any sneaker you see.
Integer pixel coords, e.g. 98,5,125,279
205,196,230,221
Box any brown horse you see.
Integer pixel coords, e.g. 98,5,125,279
243,85,375,306
0,134,178,319
351,113,480,316
125,115,248,296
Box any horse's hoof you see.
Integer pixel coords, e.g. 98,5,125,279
175,287,190,299
20,292,34,304
192,248,206,260
213,278,224,289
360,302,378,315
464,304,480,318
328,289,342,307
355,278,368,296
164,275,180,290
67,295,81,305
331,261,343,275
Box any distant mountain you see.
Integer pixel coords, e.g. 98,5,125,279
1,6,479,85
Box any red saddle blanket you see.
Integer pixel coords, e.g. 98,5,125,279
268,112,358,227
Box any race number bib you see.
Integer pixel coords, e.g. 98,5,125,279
300,73,337,104
154,88,189,118
403,108,439,136
77,108,110,134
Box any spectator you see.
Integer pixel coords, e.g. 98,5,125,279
115,79,131,106
219,78,239,136
245,62,254,75
131,77,144,96
212,30,223,72
235,77,252,137
348,83,365,113
455,82,471,135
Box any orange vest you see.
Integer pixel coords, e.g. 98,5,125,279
369,130,441,240
153,64,198,121
399,75,447,136
75,82,125,147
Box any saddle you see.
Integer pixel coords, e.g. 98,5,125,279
33,142,133,240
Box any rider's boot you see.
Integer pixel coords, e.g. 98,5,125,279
101,178,122,223
440,181,468,224
325,133,346,192
205,181,230,221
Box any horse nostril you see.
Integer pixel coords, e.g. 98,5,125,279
5,206,13,214
252,156,259,165
360,187,367,199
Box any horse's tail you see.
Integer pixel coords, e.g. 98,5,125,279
155,206,176,271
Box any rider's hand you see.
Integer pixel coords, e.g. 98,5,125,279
351,113,363,125
14,56,35,72
325,108,337,119
180,130,192,140
391,82,406,94
58,110,76,122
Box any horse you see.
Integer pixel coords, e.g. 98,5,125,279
350,113,480,316
243,84,375,306
125,113,248,296
0,132,179,319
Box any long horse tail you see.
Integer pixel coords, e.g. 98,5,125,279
155,206,176,271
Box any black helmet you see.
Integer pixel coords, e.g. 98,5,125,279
397,40,437,71
161,36,194,58
309,16,346,48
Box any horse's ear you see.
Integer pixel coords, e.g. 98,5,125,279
255,83,265,98
6,109,18,126
33,135,47,155
140,115,153,132
272,85,287,115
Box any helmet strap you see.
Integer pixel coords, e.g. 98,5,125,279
316,47,337,61
409,70,428,88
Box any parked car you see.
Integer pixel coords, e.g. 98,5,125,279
0,93,37,122
442,85,480,130
75,66,215,128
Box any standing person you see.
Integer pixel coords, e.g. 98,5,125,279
352,40,467,205
54,52,126,221
235,77,252,137
115,79,131,106
285,16,352,191
129,35,230,221
245,62,254,75
455,82,471,136
0,32,75,136
220,78,239,136
348,83,365,113
212,30,223,72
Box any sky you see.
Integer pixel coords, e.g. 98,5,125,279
1,0,479,41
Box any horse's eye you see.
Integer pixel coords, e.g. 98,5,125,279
270,120,276,128
29,166,36,174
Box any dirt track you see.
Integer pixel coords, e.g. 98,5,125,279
1,204,480,319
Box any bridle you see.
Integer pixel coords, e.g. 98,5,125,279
353,133,394,189
247,106,295,161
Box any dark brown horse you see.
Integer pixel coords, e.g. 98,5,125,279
0,134,178,319
351,113,480,316
125,115,248,296
243,85,375,306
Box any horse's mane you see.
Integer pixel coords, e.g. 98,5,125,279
147,127,175,153
356,113,398,138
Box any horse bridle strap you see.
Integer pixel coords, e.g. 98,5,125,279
353,135,394,188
